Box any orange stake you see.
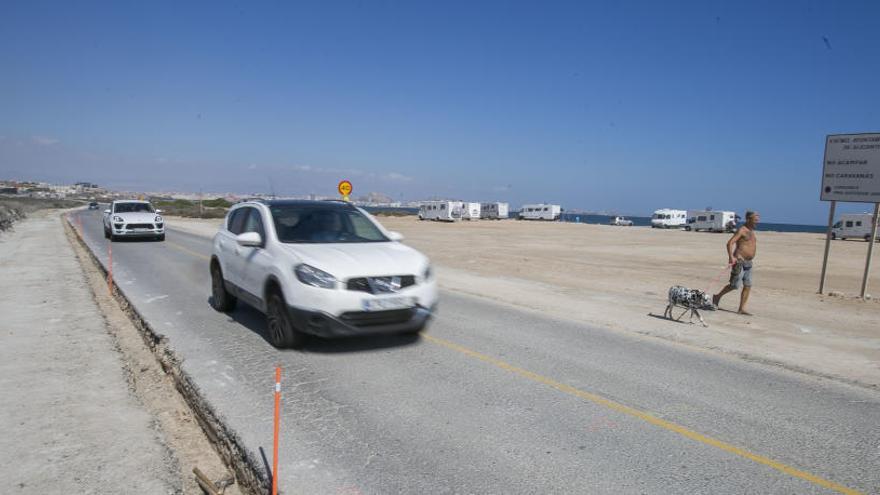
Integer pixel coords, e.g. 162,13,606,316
273,366,281,495
107,242,113,293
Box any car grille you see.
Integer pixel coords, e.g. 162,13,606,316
346,275,416,294
339,309,416,327
126,223,154,229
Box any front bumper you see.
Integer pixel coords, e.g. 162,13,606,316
287,303,436,337
112,224,165,236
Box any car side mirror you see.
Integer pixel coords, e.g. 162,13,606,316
155,209,163,214
104,209,111,214
388,231,404,242
236,231,263,247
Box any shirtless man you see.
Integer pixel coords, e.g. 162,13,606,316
713,211,760,315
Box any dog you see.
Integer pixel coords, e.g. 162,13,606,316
664,285,714,327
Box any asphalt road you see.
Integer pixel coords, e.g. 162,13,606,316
70,209,880,494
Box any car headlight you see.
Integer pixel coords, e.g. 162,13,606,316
423,264,433,281
155,215,163,222
294,264,337,289
113,216,123,222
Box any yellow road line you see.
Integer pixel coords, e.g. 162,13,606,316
423,334,864,495
166,241,211,261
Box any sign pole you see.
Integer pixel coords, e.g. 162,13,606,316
859,202,880,299
818,200,836,294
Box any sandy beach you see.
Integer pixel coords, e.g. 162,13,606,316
169,215,880,388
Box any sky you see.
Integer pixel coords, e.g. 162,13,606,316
1,0,878,224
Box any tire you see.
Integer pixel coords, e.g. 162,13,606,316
266,292,306,349
156,234,165,241
866,235,872,242
831,233,837,240
684,226,691,231
110,233,117,242
210,264,237,312
103,227,110,239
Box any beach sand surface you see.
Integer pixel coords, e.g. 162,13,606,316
169,215,880,388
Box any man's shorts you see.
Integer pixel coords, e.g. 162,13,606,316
729,260,753,289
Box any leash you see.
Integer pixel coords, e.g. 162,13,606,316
704,263,733,293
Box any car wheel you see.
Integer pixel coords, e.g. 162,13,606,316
866,235,872,242
110,233,117,242
156,234,165,241
210,264,237,312
103,227,110,239
831,233,837,240
266,292,306,349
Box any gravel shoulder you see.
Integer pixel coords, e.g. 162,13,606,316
0,210,179,493
0,210,240,494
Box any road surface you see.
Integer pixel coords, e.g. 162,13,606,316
69,209,880,494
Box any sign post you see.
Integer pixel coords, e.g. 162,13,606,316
859,203,880,298
818,133,880,298
818,200,836,294
338,180,353,202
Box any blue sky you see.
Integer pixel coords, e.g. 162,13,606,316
1,0,878,223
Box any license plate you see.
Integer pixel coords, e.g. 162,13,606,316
362,296,415,312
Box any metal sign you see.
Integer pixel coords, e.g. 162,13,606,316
818,133,880,299
338,180,352,201
820,133,880,202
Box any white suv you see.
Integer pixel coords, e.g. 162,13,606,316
103,200,165,241
210,200,438,348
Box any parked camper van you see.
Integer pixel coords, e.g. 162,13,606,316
418,201,460,222
686,210,737,233
518,204,561,221
832,214,880,241
651,208,687,229
460,202,481,220
480,202,509,219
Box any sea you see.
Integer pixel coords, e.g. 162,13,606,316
361,207,827,234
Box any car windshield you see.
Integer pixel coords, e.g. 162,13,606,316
270,205,389,244
115,202,154,213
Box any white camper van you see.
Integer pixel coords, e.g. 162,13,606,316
480,202,509,219
686,210,737,233
460,202,481,220
519,204,561,221
651,208,687,228
832,213,880,241
418,201,461,222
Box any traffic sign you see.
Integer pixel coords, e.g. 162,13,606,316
338,180,353,201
